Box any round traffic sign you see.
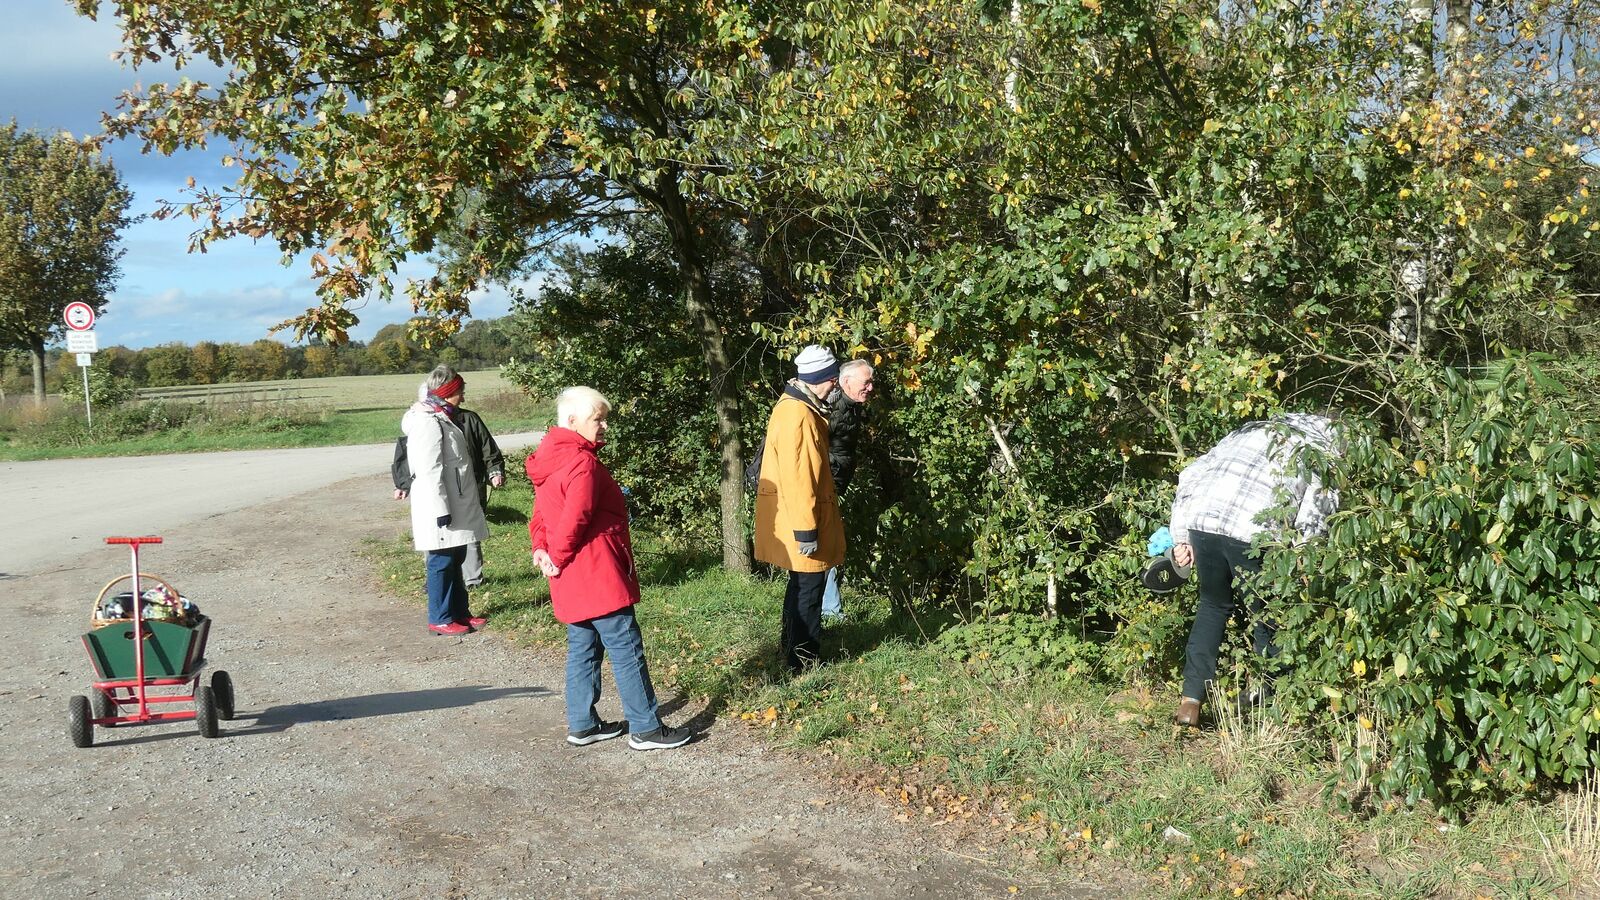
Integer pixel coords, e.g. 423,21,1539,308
63,302,96,331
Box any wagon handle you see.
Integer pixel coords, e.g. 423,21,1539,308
106,536,163,546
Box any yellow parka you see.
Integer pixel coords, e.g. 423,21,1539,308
754,384,846,572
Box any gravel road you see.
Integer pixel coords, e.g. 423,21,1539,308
0,446,1107,898
0,436,543,576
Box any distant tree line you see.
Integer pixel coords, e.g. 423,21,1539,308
0,317,517,398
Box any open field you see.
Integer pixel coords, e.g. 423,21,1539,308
131,368,519,410
0,369,543,461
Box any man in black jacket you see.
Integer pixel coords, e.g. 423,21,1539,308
393,384,506,587
822,359,876,620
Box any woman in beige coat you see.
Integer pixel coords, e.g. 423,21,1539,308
402,365,489,636
754,346,845,672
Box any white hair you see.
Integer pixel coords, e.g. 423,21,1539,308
425,364,461,393
839,359,873,382
556,386,611,427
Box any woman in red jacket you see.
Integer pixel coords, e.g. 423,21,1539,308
527,387,689,751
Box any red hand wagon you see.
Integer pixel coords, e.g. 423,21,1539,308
68,537,235,747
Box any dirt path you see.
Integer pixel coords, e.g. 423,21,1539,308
1,471,1106,898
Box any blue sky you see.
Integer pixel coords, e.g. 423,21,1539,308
6,1,519,350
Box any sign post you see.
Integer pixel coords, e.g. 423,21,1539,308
63,303,97,426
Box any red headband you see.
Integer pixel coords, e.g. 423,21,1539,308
430,375,465,399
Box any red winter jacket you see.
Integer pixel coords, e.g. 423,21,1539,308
526,427,641,624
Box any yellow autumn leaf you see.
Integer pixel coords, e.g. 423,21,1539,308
1394,651,1410,678
1081,0,1101,10
762,706,777,722
1353,659,1367,676
1486,521,1505,545
1412,459,1428,476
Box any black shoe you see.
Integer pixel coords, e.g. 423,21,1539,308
567,720,627,746
628,724,691,750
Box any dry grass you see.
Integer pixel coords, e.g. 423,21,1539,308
1324,704,1390,807
0,396,63,428
1550,770,1600,891
1208,682,1306,781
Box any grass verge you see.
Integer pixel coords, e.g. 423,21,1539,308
372,480,1590,899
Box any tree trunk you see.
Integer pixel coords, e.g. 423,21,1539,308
29,334,46,404
655,183,753,574
1390,0,1445,355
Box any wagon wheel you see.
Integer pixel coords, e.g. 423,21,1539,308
91,689,115,722
195,686,220,738
68,695,93,748
210,670,235,721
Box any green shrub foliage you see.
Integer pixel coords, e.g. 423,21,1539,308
58,366,134,407
1261,362,1600,811
501,227,779,547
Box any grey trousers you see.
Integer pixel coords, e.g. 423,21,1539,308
463,540,484,588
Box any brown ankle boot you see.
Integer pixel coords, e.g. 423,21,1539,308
1173,697,1201,728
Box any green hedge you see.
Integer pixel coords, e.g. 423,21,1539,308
1262,362,1600,812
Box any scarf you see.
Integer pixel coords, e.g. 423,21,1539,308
426,375,465,422
785,378,833,415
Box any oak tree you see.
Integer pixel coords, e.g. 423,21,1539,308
86,0,802,571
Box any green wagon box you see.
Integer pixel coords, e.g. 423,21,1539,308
81,616,211,680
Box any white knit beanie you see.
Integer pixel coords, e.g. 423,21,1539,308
794,345,839,384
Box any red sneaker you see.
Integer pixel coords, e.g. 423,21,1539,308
463,616,488,629
428,622,471,636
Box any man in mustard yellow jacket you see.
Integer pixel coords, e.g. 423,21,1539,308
755,345,846,673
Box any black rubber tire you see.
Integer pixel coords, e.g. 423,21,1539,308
210,670,235,721
69,695,93,748
196,686,219,739
91,690,115,722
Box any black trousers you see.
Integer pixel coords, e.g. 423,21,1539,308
1180,530,1278,701
781,569,828,673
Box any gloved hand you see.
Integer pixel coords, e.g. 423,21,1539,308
436,514,452,528
797,539,818,556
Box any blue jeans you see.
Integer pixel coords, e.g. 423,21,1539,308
821,567,842,618
425,545,470,625
565,607,662,735
1181,531,1276,701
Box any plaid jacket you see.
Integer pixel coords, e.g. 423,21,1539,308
1169,413,1339,547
